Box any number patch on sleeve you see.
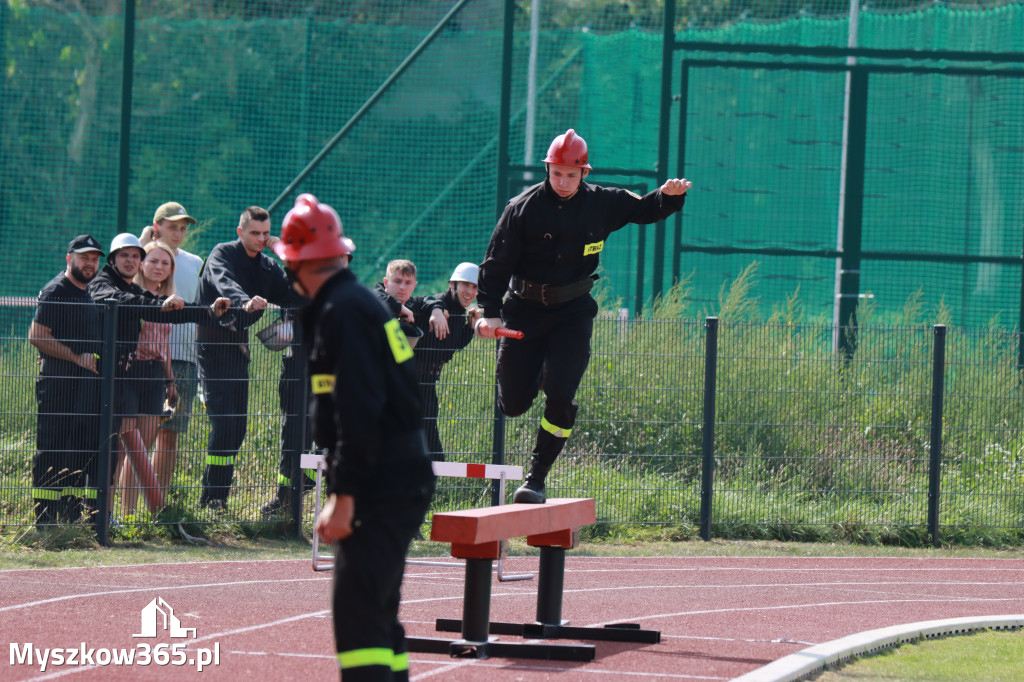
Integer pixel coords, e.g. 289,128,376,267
583,240,605,256
311,374,335,394
384,318,414,363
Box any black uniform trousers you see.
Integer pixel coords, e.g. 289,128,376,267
418,380,444,462
32,373,102,524
197,343,249,504
332,490,432,681
276,349,314,491
495,293,597,431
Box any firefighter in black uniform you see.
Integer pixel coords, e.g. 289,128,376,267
28,235,105,526
195,206,307,509
476,129,692,504
274,194,434,681
413,262,480,461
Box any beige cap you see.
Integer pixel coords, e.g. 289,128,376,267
153,202,197,225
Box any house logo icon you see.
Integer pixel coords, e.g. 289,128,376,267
133,597,197,639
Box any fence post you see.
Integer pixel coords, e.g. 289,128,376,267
94,300,119,546
115,0,136,235
699,317,718,541
927,324,946,547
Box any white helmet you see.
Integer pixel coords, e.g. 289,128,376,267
449,262,478,285
108,233,145,263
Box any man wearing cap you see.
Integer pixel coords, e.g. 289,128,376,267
413,262,481,461
196,206,307,511
139,202,206,494
28,235,106,526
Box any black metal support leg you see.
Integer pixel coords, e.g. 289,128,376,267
461,557,493,643
536,546,566,625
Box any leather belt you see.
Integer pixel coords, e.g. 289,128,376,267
509,274,597,306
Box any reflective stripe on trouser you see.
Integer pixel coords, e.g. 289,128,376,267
198,346,249,503
333,494,431,681
540,416,572,439
336,647,392,669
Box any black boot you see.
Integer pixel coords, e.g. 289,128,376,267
513,456,551,504
260,486,292,516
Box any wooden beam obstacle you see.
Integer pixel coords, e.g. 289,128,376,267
405,498,661,661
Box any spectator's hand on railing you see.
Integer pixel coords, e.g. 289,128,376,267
429,308,450,340
244,296,267,314
399,305,414,324
210,297,231,316
161,295,185,311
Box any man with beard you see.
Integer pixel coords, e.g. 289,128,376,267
28,235,106,526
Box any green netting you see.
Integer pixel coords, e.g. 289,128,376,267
3,1,1024,327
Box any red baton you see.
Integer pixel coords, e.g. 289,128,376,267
495,328,524,339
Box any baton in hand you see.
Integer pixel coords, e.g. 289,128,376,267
495,328,524,339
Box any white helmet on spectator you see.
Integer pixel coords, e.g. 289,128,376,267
108,233,145,264
449,262,478,285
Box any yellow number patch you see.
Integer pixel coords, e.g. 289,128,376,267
311,374,335,395
583,240,605,256
384,318,414,364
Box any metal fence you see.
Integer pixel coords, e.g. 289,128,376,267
2,297,1023,546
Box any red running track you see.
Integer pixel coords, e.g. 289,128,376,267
3,555,1024,680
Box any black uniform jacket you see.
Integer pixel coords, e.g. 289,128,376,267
88,264,212,366
413,288,475,382
478,178,687,318
196,240,304,346
373,281,442,346
307,269,433,501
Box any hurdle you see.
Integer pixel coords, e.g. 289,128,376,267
301,453,532,581
405,497,658,661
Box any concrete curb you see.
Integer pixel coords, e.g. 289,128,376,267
733,614,1024,682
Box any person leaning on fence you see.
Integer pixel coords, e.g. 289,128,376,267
139,202,206,498
476,128,693,504
195,206,308,511
412,262,481,462
274,194,434,681
373,259,443,350
27,235,106,527
89,234,230,516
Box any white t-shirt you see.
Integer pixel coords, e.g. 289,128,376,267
169,248,204,364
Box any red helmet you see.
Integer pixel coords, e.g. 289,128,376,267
273,193,355,262
542,128,592,169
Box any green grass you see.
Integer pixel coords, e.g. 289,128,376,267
811,629,1024,681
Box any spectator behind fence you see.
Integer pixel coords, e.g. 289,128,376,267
89,234,229,517
373,259,442,350
476,128,692,504
274,193,434,681
412,262,481,461
195,206,307,511
139,202,205,498
27,235,105,527
123,240,179,512
258,306,315,517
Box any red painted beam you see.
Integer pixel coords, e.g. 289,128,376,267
430,498,596,546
